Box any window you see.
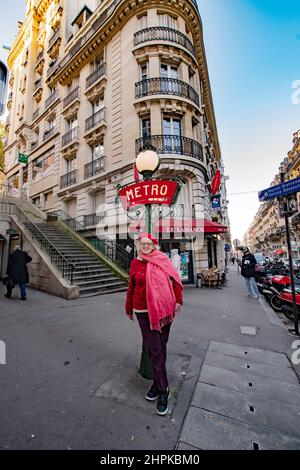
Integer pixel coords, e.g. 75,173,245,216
141,117,151,139
140,64,148,81
93,191,105,213
93,98,104,113
68,117,77,130
158,13,177,29
32,148,55,179
160,63,178,79
138,14,147,30
162,116,182,153
23,167,29,184
65,158,76,173
91,143,104,161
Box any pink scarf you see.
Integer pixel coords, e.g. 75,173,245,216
140,250,183,332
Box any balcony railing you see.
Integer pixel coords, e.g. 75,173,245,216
48,26,61,49
32,108,40,121
43,126,56,141
36,50,44,63
134,27,196,56
85,107,106,132
136,135,204,161
60,169,78,189
84,156,105,179
47,61,59,79
31,141,39,151
34,78,43,92
62,126,79,147
45,92,58,109
135,78,199,106
63,86,80,108
84,212,106,226
86,63,106,89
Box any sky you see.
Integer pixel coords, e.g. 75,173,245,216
1,1,300,242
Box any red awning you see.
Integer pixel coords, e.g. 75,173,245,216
274,249,285,255
129,219,228,234
204,220,228,234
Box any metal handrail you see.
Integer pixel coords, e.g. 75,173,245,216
85,107,106,132
63,86,80,109
86,63,106,89
136,135,204,161
47,209,130,273
48,26,61,50
0,201,75,283
135,78,199,106
133,26,196,56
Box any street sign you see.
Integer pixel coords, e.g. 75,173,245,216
18,153,28,164
118,180,179,210
258,176,300,202
211,194,221,210
233,239,241,248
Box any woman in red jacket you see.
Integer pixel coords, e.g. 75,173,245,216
125,232,183,416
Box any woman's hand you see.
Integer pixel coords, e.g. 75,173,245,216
126,312,134,321
175,303,181,314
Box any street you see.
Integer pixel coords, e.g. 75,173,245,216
1,266,300,450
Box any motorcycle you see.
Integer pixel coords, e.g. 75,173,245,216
261,275,291,312
279,288,300,321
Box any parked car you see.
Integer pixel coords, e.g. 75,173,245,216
254,253,266,265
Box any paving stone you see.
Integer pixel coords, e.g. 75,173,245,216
180,407,300,450
204,350,298,384
209,341,291,368
240,326,257,335
192,382,300,438
199,365,300,406
176,442,201,451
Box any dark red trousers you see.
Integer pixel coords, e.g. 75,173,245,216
136,314,171,392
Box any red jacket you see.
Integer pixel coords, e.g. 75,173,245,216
125,258,183,315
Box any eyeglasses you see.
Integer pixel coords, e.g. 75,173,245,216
140,242,153,247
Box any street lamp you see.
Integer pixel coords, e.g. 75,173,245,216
136,150,160,234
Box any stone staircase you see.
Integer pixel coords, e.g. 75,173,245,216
25,222,128,297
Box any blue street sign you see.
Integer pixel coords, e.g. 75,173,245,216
258,176,300,202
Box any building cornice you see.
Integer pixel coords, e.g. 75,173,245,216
54,0,221,160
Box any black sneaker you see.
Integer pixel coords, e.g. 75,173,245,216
157,389,170,416
146,383,159,401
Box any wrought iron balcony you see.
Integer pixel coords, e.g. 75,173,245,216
36,49,44,63
136,135,204,162
60,169,78,189
86,63,106,89
84,212,106,226
32,108,40,121
43,126,56,141
47,60,59,79
84,156,105,179
45,91,58,109
134,27,196,56
135,78,199,106
62,126,79,147
85,108,106,132
48,26,61,50
63,86,80,109
34,78,43,92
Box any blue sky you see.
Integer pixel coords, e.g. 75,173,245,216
1,1,300,241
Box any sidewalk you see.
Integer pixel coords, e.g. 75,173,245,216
0,267,299,450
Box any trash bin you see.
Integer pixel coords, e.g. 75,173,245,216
196,273,202,288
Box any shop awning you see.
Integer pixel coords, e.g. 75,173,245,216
129,219,228,234
274,249,285,255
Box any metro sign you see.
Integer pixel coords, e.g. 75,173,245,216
118,180,178,210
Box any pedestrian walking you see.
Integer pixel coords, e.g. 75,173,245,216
240,246,260,299
231,255,236,264
125,232,183,416
170,248,181,276
5,245,32,300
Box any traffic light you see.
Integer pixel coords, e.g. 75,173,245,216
0,60,8,116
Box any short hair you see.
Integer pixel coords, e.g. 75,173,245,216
14,245,21,251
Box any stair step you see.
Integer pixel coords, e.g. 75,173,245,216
80,286,128,297
79,281,126,293
76,276,120,286
73,272,113,280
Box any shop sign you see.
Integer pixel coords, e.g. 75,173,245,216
18,153,28,164
118,180,178,210
211,170,221,195
211,194,221,210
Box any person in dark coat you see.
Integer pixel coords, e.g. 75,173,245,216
241,246,260,299
5,246,32,300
